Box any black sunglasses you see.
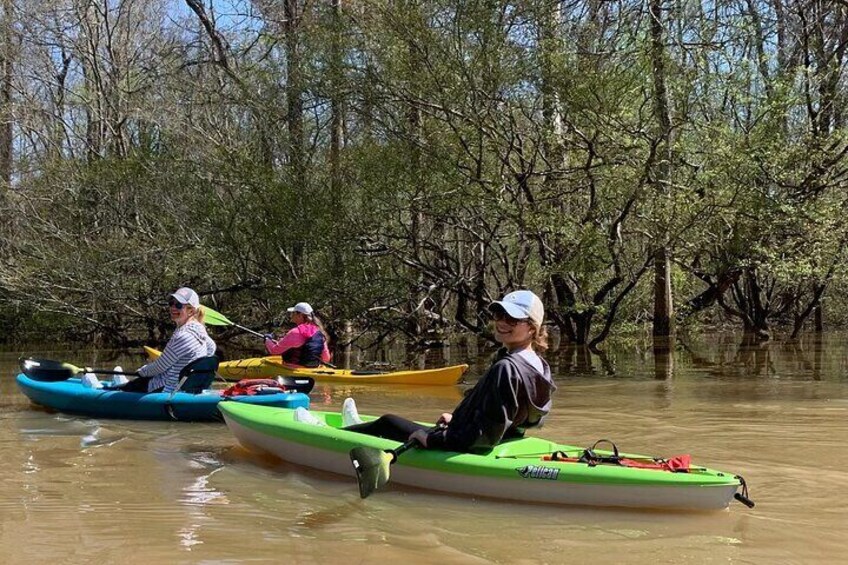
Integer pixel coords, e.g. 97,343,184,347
168,299,186,310
491,310,526,325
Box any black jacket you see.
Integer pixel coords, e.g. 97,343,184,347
426,348,555,453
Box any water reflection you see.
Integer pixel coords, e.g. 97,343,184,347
80,429,126,449
295,500,361,530
675,333,844,382
26,332,837,384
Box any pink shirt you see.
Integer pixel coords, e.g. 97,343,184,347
264,323,331,364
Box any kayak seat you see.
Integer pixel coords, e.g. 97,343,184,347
491,437,561,459
176,356,220,394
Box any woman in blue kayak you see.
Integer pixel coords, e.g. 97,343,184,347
264,301,332,368
120,287,217,393
298,290,555,454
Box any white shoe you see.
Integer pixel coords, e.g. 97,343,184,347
342,397,363,427
294,407,325,427
111,366,128,386
81,373,103,389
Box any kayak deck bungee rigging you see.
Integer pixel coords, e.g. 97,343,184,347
16,373,310,422
219,403,753,511
144,346,468,385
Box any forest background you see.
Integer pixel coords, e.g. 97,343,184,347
1,0,848,354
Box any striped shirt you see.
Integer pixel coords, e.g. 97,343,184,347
138,321,216,392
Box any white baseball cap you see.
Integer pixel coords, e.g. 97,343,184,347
287,302,314,316
170,287,200,308
489,290,544,326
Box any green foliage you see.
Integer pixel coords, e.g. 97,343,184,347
4,0,848,347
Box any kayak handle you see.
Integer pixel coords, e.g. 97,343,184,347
734,493,755,508
734,475,755,508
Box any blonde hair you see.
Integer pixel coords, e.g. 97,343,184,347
308,312,331,348
531,322,549,352
187,305,205,325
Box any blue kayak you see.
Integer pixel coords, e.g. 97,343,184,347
16,373,310,422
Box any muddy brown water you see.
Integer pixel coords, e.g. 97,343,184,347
1,334,845,563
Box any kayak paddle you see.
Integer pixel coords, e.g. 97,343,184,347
277,376,316,394
201,307,339,368
200,305,266,338
20,357,139,382
200,306,334,362
349,428,438,498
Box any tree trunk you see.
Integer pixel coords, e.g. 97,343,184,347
329,0,344,199
649,0,674,338
537,0,565,176
0,0,13,190
81,1,102,162
405,4,425,339
284,0,305,269
328,0,346,282
284,0,304,181
653,336,674,379
548,273,577,343
653,247,673,337
574,344,593,373
571,311,593,345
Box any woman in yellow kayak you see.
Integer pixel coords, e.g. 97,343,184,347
264,302,332,368
120,287,217,393
296,290,555,453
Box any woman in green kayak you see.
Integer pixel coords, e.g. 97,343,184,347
299,290,555,453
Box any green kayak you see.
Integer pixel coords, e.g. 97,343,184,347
219,403,751,511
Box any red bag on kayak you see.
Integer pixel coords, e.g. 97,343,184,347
222,379,286,397
665,455,691,472
618,455,691,472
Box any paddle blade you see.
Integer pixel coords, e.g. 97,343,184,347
201,305,234,327
277,376,315,394
350,447,395,499
19,357,80,382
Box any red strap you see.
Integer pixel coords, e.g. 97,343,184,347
541,453,691,472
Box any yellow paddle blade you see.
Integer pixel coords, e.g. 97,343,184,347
62,361,86,374
350,447,396,499
200,305,234,326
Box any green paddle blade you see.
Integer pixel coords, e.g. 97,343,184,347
201,305,234,327
350,447,395,499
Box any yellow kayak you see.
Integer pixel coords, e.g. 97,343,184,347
143,347,467,385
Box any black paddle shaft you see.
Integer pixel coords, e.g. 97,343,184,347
390,422,449,461
388,438,421,463
87,368,140,376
